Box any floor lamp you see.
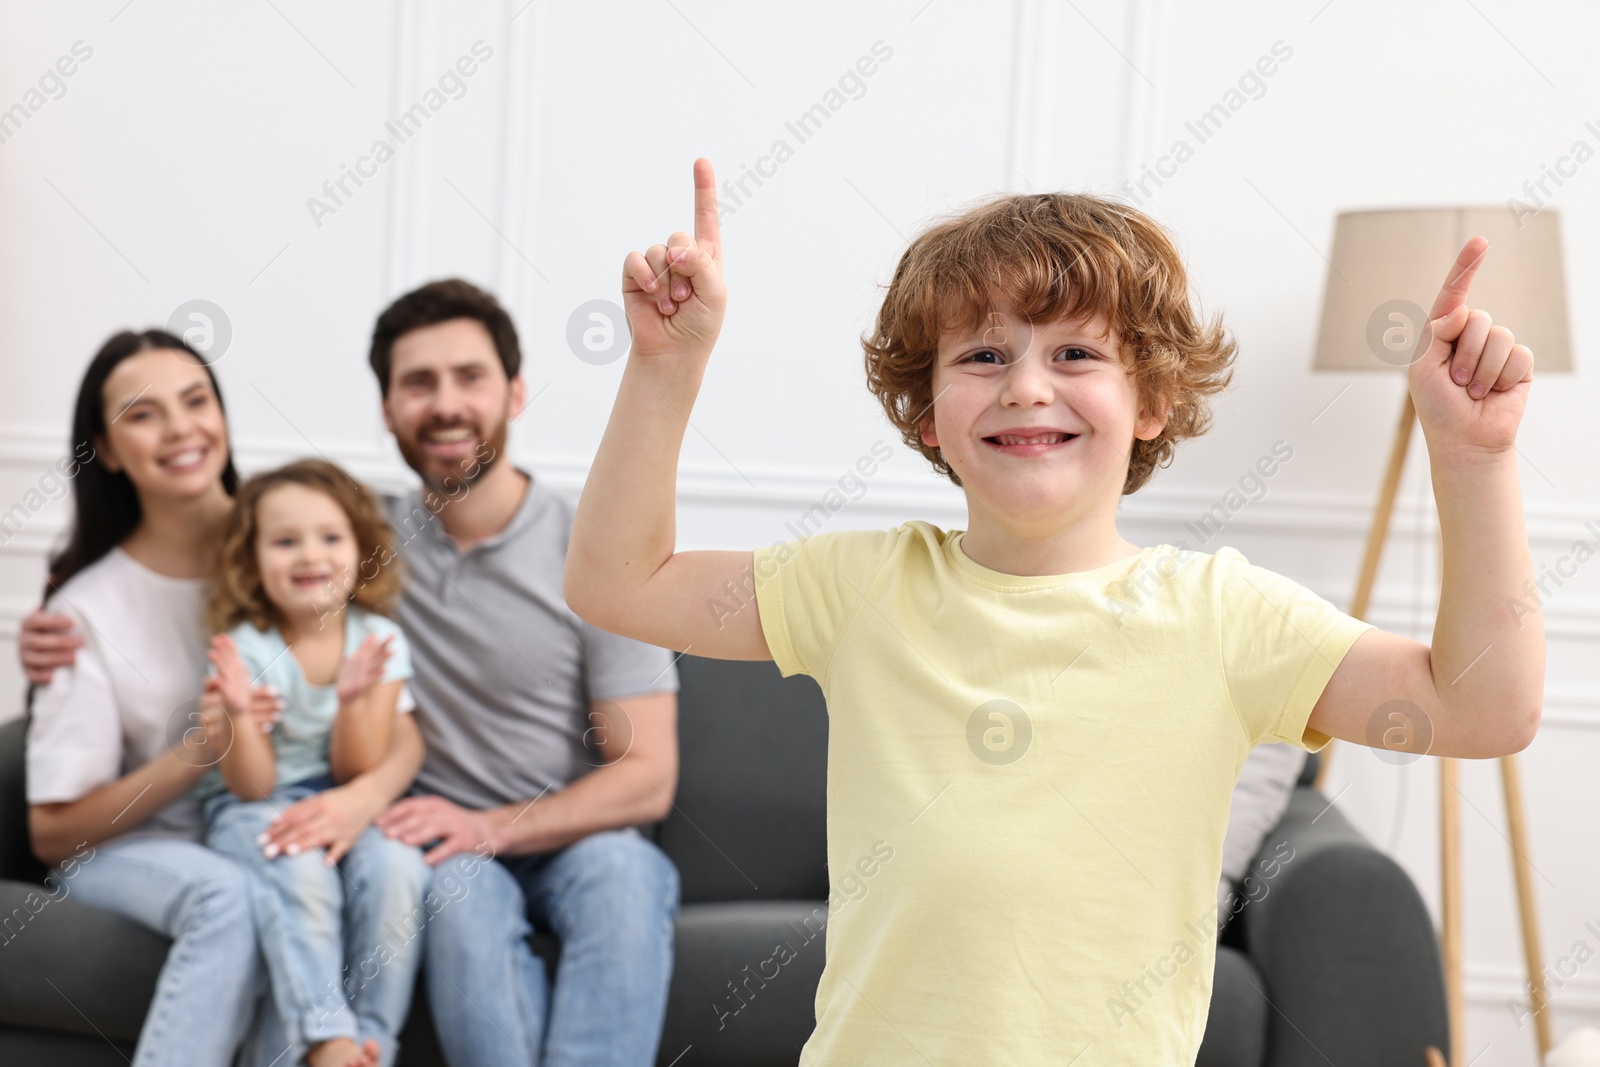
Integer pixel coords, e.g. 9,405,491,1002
1308,206,1572,1066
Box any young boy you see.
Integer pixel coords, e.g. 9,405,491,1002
563,159,1543,1064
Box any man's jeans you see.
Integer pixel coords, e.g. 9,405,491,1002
423,827,680,1067
205,776,429,1067
62,835,264,1067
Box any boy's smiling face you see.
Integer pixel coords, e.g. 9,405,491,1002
920,306,1169,531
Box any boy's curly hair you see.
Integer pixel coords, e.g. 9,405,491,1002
862,192,1235,494
206,459,404,635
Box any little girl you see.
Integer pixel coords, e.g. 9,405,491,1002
197,458,428,1067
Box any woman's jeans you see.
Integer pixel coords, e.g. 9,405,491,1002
205,775,429,1067
62,834,264,1067
422,826,680,1067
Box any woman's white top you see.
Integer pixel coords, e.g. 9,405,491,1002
27,546,209,842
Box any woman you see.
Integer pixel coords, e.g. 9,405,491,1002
24,330,425,1066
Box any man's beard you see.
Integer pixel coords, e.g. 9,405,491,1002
396,413,509,496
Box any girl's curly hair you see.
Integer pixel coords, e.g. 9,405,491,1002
862,192,1236,494
206,459,403,635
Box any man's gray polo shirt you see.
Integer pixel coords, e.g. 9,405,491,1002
383,472,679,811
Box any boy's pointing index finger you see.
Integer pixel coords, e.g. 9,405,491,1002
693,157,721,261
1428,235,1488,321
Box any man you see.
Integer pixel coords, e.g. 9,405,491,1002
22,279,683,1067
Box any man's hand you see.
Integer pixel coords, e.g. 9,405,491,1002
1408,236,1535,458
259,780,385,866
621,157,726,362
374,794,500,866
20,608,82,686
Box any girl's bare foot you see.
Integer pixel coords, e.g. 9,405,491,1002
307,1036,378,1067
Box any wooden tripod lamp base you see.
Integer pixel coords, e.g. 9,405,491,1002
1314,393,1551,1065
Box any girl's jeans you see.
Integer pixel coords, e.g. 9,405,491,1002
204,775,428,1067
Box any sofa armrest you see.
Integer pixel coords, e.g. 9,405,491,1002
1238,785,1449,1067
0,716,46,884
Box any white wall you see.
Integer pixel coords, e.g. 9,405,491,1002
1,1,1595,1060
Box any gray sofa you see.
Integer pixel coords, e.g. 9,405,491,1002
0,655,1448,1065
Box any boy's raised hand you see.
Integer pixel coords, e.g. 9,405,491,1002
1408,236,1535,456
621,157,726,361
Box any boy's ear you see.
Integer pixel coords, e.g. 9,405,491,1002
919,417,938,449
1134,400,1172,442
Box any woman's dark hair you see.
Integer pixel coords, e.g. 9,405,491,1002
368,278,521,396
46,329,239,593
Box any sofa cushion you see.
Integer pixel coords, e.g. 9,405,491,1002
1198,945,1270,1067
661,657,829,904
0,879,166,1044
2,877,826,1067
0,1025,134,1065
1297,751,1321,788
656,900,831,1067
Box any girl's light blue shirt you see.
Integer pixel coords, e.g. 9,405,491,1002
196,607,414,801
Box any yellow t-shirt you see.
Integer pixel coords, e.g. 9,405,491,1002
750,520,1373,1065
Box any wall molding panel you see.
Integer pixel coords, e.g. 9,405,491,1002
2,4,1594,1059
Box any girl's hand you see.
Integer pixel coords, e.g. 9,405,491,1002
1408,236,1535,460
336,634,393,705
207,635,254,719
177,676,282,765
621,157,726,362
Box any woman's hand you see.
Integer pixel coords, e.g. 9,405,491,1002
336,634,393,706
181,677,234,765
258,779,383,866
245,685,283,733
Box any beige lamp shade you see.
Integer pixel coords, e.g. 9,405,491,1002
1312,207,1573,373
